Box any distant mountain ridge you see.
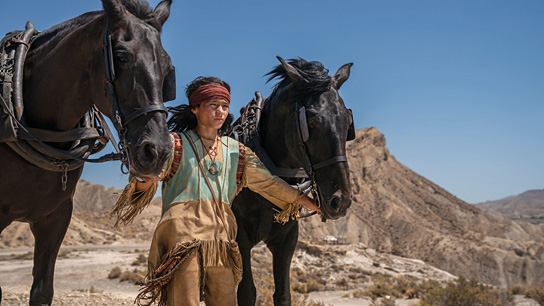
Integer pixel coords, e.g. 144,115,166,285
475,189,544,225
1,127,543,289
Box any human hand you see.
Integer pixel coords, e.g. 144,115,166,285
299,194,322,215
135,169,164,191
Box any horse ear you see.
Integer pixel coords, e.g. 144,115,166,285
101,0,127,23
333,63,353,90
277,56,307,87
155,0,172,26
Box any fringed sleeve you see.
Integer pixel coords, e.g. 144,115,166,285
111,175,159,227
239,146,302,224
111,134,178,227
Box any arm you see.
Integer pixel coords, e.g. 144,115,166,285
135,174,163,191
299,194,322,215
239,146,321,222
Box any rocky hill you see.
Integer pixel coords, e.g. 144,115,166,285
1,127,543,290
298,127,544,288
475,189,544,225
0,180,162,248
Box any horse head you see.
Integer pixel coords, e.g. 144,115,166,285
265,57,354,220
98,0,174,177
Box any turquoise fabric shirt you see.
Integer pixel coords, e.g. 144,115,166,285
161,130,239,214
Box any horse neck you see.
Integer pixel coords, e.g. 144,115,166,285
260,91,299,167
23,14,107,131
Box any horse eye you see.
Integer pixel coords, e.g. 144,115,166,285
115,52,132,67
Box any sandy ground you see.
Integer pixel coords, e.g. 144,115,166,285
1,245,539,306
2,245,379,306
0,245,146,305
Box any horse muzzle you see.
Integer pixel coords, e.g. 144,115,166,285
319,189,351,220
128,132,171,178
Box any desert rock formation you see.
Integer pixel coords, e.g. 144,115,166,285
299,127,544,288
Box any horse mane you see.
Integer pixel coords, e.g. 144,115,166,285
266,58,332,99
32,0,160,48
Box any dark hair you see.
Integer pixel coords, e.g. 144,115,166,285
167,76,234,135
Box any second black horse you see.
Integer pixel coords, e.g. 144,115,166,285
233,57,354,306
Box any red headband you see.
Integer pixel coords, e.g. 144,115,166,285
189,84,231,106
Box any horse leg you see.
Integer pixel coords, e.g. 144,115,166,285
269,223,298,306
236,230,257,306
0,217,13,305
28,200,72,306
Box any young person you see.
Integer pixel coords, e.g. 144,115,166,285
113,76,320,306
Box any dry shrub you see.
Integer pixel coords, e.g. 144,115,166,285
292,267,308,283
57,249,71,259
510,284,544,305
108,267,122,279
419,277,512,306
11,252,34,260
292,282,308,294
131,253,147,266
119,268,146,284
89,285,103,293
352,289,366,298
361,274,427,300
306,278,322,293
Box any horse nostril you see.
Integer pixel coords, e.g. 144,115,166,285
328,194,341,212
140,142,158,164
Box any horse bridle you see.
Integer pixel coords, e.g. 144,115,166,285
293,102,352,217
231,92,354,219
0,21,174,190
102,23,172,173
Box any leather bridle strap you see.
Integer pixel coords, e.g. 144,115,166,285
102,23,168,173
294,102,348,177
123,104,168,125
102,23,168,131
313,155,348,170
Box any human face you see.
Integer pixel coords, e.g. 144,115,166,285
191,99,230,131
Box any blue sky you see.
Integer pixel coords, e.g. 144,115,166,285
1,0,543,203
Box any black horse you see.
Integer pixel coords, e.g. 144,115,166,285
0,1,173,305
233,57,354,306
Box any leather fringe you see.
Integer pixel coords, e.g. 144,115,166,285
111,176,158,227
274,197,303,224
198,240,242,285
136,240,200,306
135,239,242,306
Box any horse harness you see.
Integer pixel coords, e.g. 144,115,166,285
232,92,355,219
0,21,175,190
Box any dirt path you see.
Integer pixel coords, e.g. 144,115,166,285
1,245,147,305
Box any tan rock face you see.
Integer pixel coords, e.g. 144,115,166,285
299,127,544,288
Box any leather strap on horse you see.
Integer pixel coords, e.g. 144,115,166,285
1,22,117,178
236,142,246,193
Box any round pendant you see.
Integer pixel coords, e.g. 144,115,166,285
208,163,219,175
